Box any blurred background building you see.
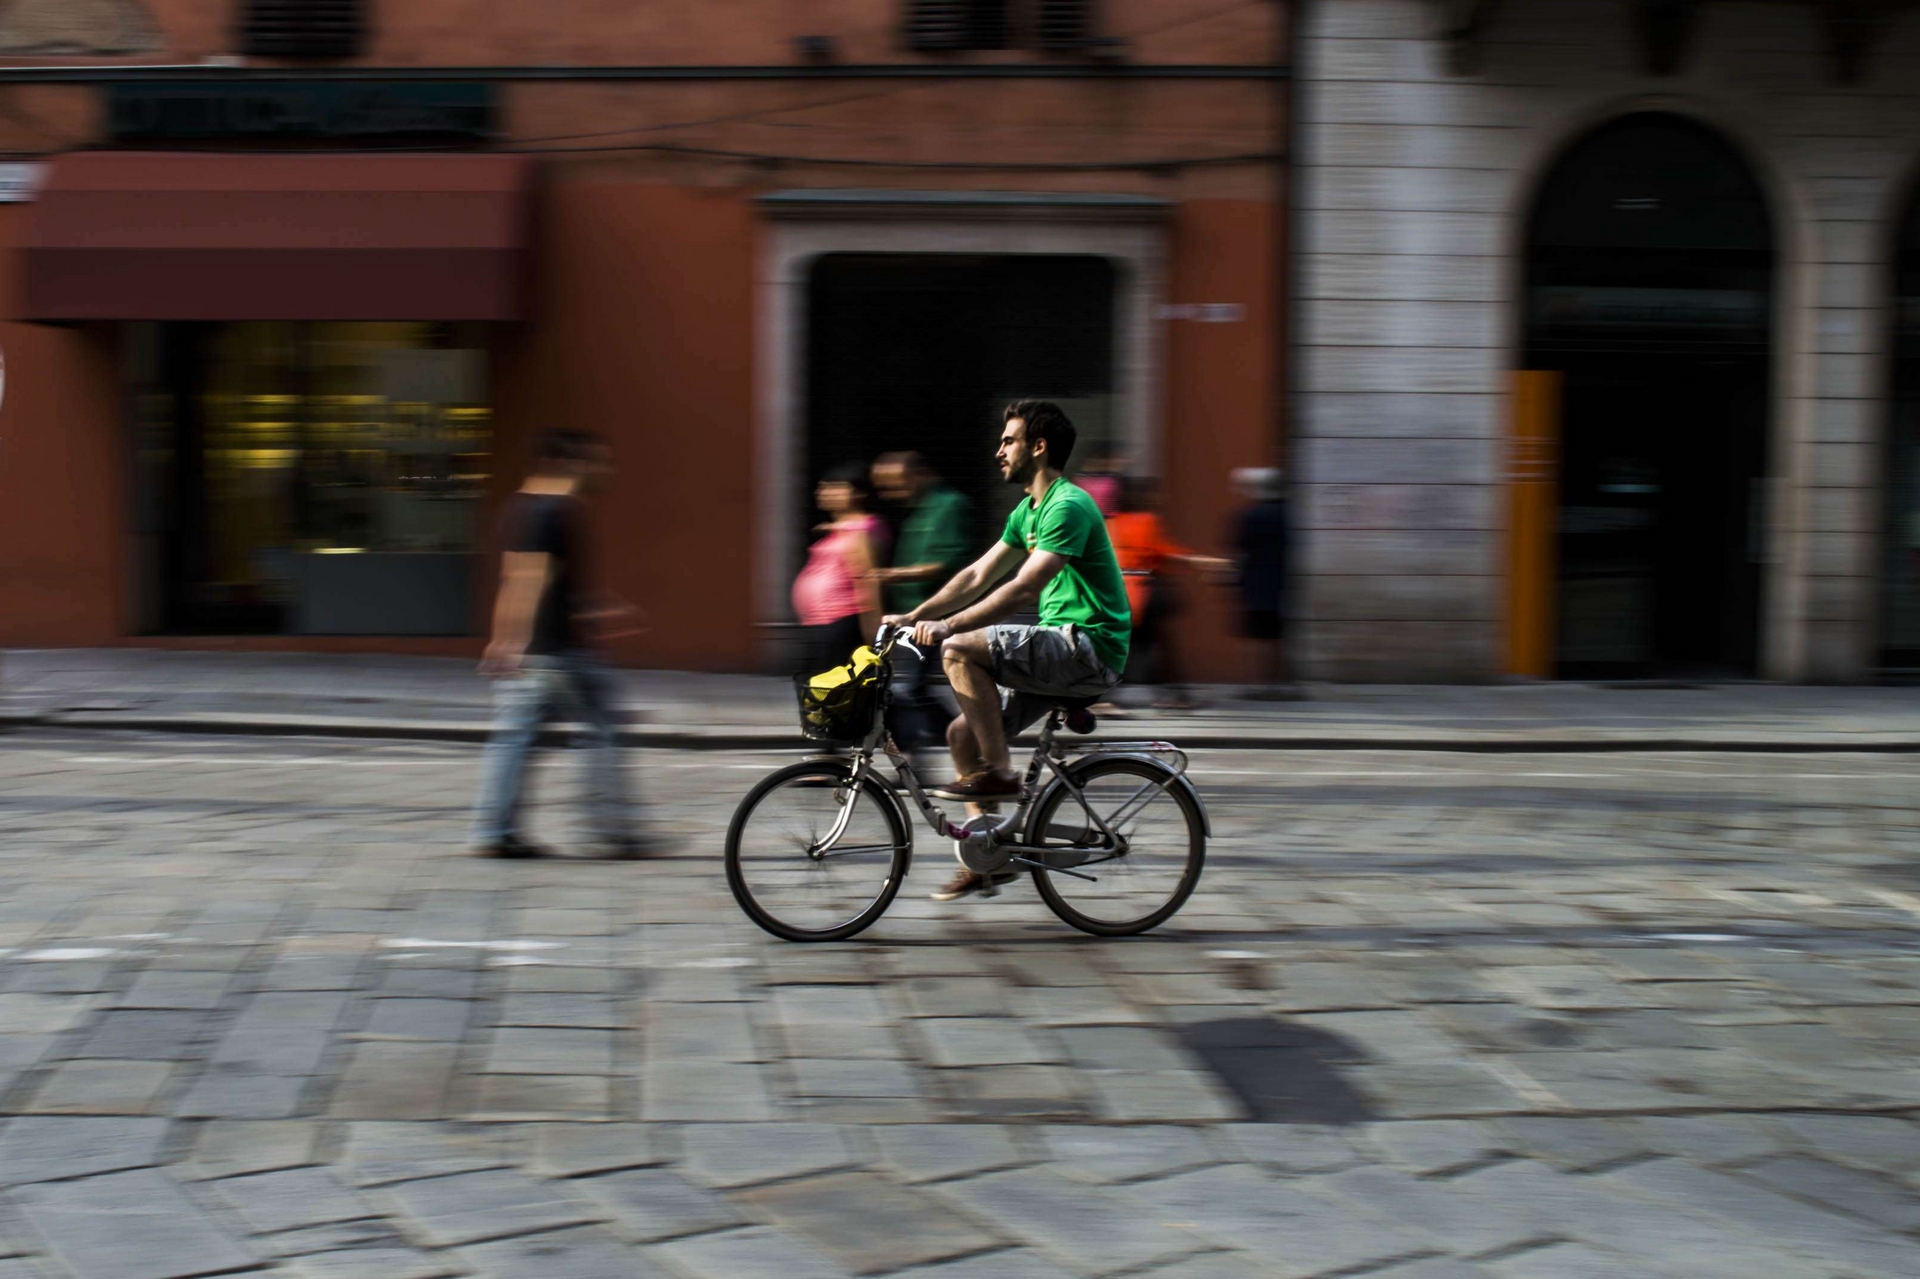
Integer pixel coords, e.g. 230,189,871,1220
1295,0,1920,682
0,0,1284,673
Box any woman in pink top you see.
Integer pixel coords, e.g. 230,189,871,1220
792,463,889,672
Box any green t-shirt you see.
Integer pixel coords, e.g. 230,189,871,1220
886,486,972,614
1001,478,1131,671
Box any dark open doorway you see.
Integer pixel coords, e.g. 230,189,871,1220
1524,113,1774,678
804,253,1118,562
1880,187,1920,671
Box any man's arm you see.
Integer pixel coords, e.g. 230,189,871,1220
905,550,1065,647
480,551,550,676
946,551,1064,634
891,541,1024,626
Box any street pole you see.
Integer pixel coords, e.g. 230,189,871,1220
1278,0,1307,685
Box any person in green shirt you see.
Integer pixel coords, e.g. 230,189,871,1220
871,452,972,751
883,400,1131,901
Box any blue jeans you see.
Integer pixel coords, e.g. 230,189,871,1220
471,653,637,846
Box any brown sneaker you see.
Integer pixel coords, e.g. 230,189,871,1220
929,868,1017,901
930,769,1023,801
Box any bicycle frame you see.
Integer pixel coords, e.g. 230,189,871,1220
804,636,1204,874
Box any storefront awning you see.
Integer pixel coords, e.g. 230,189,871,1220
19,151,533,321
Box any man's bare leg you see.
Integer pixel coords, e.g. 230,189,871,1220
942,632,1009,776
929,638,1015,897
945,714,983,781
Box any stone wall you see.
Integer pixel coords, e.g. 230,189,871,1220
0,0,157,55
1296,0,1920,681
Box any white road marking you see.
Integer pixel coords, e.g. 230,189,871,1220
57,755,456,767
19,947,119,961
380,938,567,952
1869,889,1920,923
1200,767,1920,781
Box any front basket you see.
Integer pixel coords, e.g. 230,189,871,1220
793,669,881,744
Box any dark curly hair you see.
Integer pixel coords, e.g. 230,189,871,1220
1004,399,1076,469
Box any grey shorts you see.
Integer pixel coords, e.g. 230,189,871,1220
986,624,1121,735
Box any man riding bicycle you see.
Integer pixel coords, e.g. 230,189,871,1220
882,400,1132,902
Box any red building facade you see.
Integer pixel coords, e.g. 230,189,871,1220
0,0,1285,675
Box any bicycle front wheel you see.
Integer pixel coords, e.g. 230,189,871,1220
725,759,910,942
1027,756,1205,936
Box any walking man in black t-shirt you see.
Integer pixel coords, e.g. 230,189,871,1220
471,429,645,858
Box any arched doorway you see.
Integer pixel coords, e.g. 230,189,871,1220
1524,113,1774,677
1880,186,1920,670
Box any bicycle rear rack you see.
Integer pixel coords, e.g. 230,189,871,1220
1062,740,1190,778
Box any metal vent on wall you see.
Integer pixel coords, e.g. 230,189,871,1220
904,1,1024,52
242,0,363,59
1036,0,1091,50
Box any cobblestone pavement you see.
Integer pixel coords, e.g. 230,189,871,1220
1,730,1918,1277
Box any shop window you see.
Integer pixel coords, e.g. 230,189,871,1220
131,322,492,636
241,0,363,59
905,0,1094,53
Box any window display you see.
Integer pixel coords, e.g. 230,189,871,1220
134,321,491,635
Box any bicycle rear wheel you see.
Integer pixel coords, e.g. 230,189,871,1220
726,759,910,942
1026,756,1205,936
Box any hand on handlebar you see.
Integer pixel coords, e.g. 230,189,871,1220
910,619,954,648
877,615,950,653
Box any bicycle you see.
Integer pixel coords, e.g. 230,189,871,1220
725,625,1209,942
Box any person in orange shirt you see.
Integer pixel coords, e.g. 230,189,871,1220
1103,476,1230,712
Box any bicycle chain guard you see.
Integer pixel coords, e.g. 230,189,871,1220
952,813,1015,874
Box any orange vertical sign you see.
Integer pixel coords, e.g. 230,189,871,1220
1506,371,1562,677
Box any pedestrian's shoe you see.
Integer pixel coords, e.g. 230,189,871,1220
930,769,1023,801
475,836,547,860
929,868,1018,901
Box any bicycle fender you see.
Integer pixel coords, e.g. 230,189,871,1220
870,772,916,872
1043,755,1211,839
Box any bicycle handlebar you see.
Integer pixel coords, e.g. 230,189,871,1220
873,623,922,661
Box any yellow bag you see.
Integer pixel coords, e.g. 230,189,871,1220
794,646,883,743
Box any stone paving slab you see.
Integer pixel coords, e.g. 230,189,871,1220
456,1226,676,1279
0,1117,169,1187
12,1169,262,1279
276,1247,462,1279
375,1168,605,1248
652,1225,860,1279
736,1170,1005,1274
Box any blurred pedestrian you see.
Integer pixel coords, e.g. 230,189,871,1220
871,451,971,749
1229,466,1294,699
1105,475,1231,712
473,429,646,859
1077,450,1128,518
793,463,888,674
